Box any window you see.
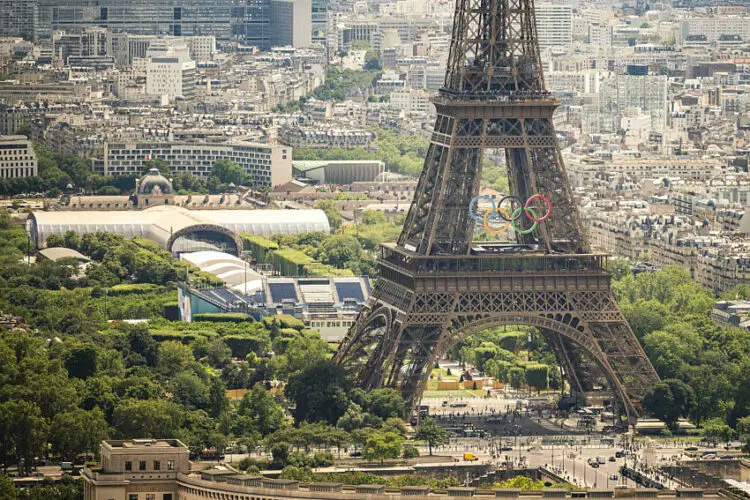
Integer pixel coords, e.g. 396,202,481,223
163,495,173,500
146,495,156,500
139,460,146,471
153,460,160,471
128,495,138,500
167,460,174,471
125,461,132,471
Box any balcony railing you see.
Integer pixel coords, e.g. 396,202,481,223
380,244,608,277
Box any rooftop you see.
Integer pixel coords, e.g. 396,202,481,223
105,439,187,449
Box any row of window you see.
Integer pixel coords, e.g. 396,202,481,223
0,151,34,157
308,320,354,328
0,168,36,178
127,494,171,500
124,459,175,472
180,485,268,499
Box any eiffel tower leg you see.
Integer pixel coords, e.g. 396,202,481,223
545,332,585,397
335,302,403,390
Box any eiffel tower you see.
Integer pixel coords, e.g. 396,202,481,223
335,0,659,421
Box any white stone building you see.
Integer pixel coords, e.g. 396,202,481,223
0,135,37,179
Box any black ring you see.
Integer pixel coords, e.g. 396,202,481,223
497,196,523,222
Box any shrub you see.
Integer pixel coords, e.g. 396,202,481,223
108,283,163,296
238,457,269,471
279,465,314,481
193,313,250,323
403,445,419,459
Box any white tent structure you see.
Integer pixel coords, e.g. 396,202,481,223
181,251,264,294
29,205,330,255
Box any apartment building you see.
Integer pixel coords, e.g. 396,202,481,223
102,141,292,188
0,135,38,179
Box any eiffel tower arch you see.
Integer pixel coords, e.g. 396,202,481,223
335,0,659,421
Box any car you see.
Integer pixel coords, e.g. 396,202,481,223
609,474,619,480
349,451,362,457
719,454,734,459
702,453,717,460
686,446,699,451
501,447,513,451
608,456,616,462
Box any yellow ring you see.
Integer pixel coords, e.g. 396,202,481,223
483,207,511,234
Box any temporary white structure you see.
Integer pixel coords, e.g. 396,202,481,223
29,205,330,252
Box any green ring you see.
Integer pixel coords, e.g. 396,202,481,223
511,207,538,234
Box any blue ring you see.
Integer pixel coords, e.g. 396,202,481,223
469,196,496,223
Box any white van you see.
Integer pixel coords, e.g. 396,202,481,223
597,456,606,464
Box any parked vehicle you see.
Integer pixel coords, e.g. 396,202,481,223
463,452,479,461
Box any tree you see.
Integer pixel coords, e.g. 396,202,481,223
211,159,247,185
238,383,285,436
158,341,194,377
702,417,733,446
403,445,420,459
524,364,549,393
0,401,48,475
0,475,17,499
415,417,448,456
337,403,366,432
112,399,184,439
49,408,109,461
206,338,232,367
286,361,351,425
271,442,290,469
643,379,695,428
366,388,407,420
509,367,525,390
143,158,171,176
364,51,381,70
362,431,403,464
208,377,229,418
736,416,750,451
279,465,315,481
321,234,362,268
169,372,209,411
314,199,342,229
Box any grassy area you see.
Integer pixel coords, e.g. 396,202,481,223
432,367,459,380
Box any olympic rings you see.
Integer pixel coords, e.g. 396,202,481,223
471,194,552,234
525,194,552,222
511,207,538,234
483,208,511,235
469,195,496,223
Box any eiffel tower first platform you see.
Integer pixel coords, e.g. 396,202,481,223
334,0,660,421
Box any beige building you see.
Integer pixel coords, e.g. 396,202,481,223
0,135,37,179
82,439,189,500
83,438,720,500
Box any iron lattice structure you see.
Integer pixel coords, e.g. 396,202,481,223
335,0,659,420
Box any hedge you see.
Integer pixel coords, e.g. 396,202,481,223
108,283,163,296
524,364,550,392
269,248,314,276
263,314,305,330
239,233,279,262
163,302,180,321
193,313,251,323
224,335,272,358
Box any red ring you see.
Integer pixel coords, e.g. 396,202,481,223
525,194,552,222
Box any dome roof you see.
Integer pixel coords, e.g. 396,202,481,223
138,168,173,195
